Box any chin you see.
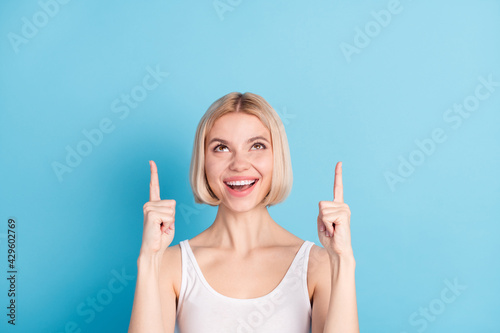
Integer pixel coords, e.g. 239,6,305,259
223,198,264,213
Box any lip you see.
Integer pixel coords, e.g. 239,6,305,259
223,176,259,182
224,179,259,198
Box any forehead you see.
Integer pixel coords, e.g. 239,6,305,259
208,112,269,138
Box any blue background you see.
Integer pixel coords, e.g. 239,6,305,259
1,0,499,332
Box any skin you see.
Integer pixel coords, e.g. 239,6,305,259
202,111,276,253
155,112,359,332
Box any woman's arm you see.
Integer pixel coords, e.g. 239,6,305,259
324,253,359,332
314,161,360,332
128,254,166,333
310,248,359,333
128,160,178,332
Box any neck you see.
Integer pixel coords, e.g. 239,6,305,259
205,203,279,254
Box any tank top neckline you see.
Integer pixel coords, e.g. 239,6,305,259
182,239,311,302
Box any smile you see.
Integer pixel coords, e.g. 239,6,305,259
223,179,258,197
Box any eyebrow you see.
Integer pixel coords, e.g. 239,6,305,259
207,136,270,146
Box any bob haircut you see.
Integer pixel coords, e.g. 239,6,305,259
189,92,293,208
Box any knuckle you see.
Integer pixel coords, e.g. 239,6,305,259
162,199,176,206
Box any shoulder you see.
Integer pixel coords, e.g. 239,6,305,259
159,243,183,300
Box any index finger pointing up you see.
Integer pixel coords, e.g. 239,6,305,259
149,160,161,201
333,161,343,203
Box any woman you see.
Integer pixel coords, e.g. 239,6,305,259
128,92,359,333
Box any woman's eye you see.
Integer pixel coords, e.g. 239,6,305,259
213,143,266,152
214,144,228,152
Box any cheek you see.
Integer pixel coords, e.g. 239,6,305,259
204,156,224,183
204,152,218,169
253,152,273,174
204,158,215,181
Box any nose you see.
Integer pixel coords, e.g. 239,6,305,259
229,150,250,171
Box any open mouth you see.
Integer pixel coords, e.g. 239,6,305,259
223,179,258,192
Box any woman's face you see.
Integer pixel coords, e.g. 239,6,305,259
205,112,273,212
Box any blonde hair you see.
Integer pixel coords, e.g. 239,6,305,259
189,92,293,208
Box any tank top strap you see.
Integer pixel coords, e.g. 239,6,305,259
177,239,198,317
284,240,315,301
286,240,314,276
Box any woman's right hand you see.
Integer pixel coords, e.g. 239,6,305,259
139,160,176,259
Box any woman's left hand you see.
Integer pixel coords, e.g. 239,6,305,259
317,162,354,259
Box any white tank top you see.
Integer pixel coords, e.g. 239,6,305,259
174,239,315,333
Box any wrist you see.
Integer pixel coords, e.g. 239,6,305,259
329,253,356,281
329,250,356,266
137,251,163,268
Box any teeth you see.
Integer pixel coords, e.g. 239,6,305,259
225,179,256,186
